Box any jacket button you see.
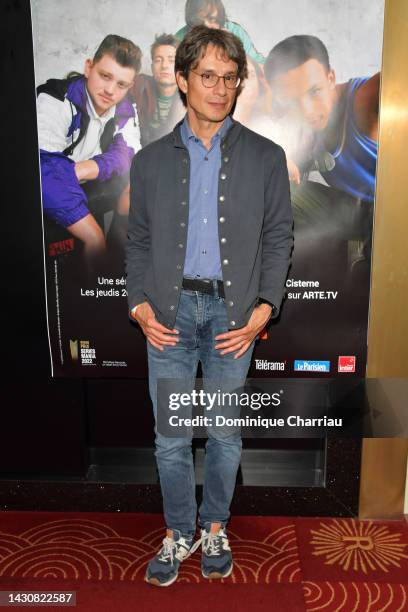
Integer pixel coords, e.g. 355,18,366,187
180,222,186,227
228,301,234,307
230,320,236,326
223,259,229,265
219,217,225,223
182,158,188,164
170,305,175,310
181,201,187,206
219,195,225,202
220,237,226,244
220,173,227,180
223,156,229,163
177,264,182,270
182,178,187,184
225,280,231,286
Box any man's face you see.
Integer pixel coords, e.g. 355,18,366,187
176,44,239,124
84,54,135,116
151,45,176,88
198,4,221,28
271,59,336,131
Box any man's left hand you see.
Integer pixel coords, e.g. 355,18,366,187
214,303,273,359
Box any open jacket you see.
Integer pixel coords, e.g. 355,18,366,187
125,118,293,330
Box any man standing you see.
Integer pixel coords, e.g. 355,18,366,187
125,25,293,587
132,34,184,146
37,34,141,255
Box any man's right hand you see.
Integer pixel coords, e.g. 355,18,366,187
287,158,301,184
131,302,179,351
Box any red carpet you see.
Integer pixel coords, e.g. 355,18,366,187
0,512,407,610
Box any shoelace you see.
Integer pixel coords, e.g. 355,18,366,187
158,536,197,565
157,536,178,565
203,531,222,556
189,529,227,557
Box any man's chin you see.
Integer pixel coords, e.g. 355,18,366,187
156,80,176,88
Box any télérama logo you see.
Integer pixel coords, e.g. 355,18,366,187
255,359,286,371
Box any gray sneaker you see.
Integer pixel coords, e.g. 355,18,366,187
198,523,233,579
145,530,195,587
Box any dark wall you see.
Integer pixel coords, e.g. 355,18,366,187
0,1,88,476
2,0,50,375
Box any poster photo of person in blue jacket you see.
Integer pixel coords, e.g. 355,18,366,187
37,34,142,259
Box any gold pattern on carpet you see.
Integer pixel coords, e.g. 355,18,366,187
310,519,408,574
0,519,301,583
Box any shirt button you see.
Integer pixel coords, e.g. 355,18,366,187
177,264,182,270
181,201,187,206
220,237,227,244
178,243,183,248
230,320,236,326
223,156,229,163
223,259,229,265
220,173,227,180
180,222,186,227
182,178,187,184
170,305,175,310
203,218,207,224
204,189,208,194
219,195,225,202
225,280,231,286
202,250,207,254
228,300,234,307
219,217,225,223
174,285,179,291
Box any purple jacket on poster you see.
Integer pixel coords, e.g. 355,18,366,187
36,76,141,227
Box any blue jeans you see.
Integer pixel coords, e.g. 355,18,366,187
147,284,255,538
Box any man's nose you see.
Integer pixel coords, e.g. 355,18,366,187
213,76,227,95
299,97,315,119
104,81,115,95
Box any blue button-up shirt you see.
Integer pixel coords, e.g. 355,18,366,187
181,114,232,280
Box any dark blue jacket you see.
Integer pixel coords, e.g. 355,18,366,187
125,118,293,330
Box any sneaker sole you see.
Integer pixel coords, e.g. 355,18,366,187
202,562,233,580
145,573,179,587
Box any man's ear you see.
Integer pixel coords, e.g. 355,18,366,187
328,68,336,89
84,58,93,78
176,71,188,96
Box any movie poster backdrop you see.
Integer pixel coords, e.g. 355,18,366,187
31,0,384,377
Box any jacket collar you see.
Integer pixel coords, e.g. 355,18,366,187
67,76,135,121
172,114,242,151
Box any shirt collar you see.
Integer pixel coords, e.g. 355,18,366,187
181,114,233,147
85,88,116,122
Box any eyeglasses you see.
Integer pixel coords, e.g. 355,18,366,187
191,70,241,90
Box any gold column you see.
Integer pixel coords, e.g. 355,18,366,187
358,0,408,519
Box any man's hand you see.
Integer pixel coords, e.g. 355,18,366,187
74,160,100,182
214,303,272,359
287,158,301,184
131,302,179,351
